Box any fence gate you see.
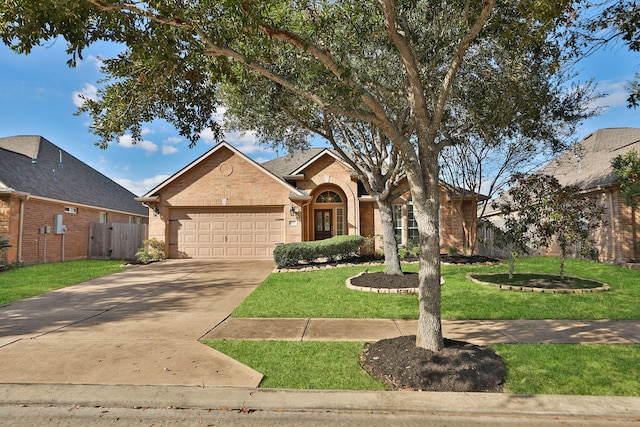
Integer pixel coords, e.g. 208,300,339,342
89,223,148,260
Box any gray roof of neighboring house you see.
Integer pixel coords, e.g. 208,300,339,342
0,135,147,216
538,127,640,190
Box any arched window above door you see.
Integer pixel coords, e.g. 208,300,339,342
316,190,343,203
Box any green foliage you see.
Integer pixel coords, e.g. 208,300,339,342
492,173,604,278
135,238,166,264
447,246,458,257
273,235,364,268
612,149,640,207
578,1,640,107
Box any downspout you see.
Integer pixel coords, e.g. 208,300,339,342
17,193,29,264
608,188,617,262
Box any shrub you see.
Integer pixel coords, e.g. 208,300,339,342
135,238,166,264
273,235,364,268
447,246,458,256
398,246,408,259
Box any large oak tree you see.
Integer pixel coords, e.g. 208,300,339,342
1,0,580,351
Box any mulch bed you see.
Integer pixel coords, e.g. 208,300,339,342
355,254,505,392
350,271,419,289
361,336,505,392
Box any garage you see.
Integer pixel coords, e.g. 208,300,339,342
169,207,284,259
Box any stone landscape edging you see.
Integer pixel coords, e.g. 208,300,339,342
345,271,420,294
466,272,611,294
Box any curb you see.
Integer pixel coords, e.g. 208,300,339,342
2,384,640,420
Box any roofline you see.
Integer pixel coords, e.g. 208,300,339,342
27,194,147,217
290,149,351,175
0,188,30,198
142,141,306,198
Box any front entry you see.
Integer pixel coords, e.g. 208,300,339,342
314,209,332,240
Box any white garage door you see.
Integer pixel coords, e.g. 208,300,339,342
169,207,284,259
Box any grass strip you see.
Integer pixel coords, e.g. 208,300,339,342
0,260,127,304
206,340,640,396
491,344,640,396
204,340,387,390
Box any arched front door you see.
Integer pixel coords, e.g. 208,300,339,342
313,189,346,240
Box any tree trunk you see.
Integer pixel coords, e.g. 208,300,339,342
409,160,445,352
559,248,566,280
376,196,403,275
509,252,515,279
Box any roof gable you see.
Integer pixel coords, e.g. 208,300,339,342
261,148,352,178
539,128,640,189
0,135,147,215
142,141,305,198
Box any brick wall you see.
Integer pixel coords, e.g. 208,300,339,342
13,197,146,265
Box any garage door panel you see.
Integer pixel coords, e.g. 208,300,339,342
169,207,283,259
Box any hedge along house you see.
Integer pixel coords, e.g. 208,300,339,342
0,136,148,265
138,141,478,260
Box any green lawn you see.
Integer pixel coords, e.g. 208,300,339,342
204,340,640,396
214,257,640,395
0,260,127,305
232,257,640,319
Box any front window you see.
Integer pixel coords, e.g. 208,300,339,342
336,208,344,235
407,198,419,243
393,204,403,244
316,190,343,203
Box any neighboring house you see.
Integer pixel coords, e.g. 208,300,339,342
0,135,148,265
480,128,640,263
137,141,478,260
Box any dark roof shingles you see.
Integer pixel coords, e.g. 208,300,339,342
0,136,147,216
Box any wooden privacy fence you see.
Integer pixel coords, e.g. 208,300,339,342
89,223,148,260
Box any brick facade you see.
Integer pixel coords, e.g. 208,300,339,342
1,195,147,266
144,143,477,258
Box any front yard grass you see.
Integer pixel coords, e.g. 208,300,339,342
214,256,640,395
0,260,127,305
232,257,640,319
204,340,640,395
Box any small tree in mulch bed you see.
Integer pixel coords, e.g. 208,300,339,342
490,173,555,278
491,173,605,279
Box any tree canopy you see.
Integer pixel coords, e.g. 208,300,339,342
1,0,582,351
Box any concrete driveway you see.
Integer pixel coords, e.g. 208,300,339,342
0,259,274,387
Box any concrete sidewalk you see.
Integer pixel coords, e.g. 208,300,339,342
202,317,640,345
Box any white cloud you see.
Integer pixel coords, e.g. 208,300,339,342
590,80,630,110
114,174,171,197
117,134,158,155
162,144,179,155
198,127,220,145
72,83,98,108
199,126,272,156
83,54,104,71
164,136,183,144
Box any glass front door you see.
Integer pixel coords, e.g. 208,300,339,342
314,209,332,240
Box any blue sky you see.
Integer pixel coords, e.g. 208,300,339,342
1,39,639,196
